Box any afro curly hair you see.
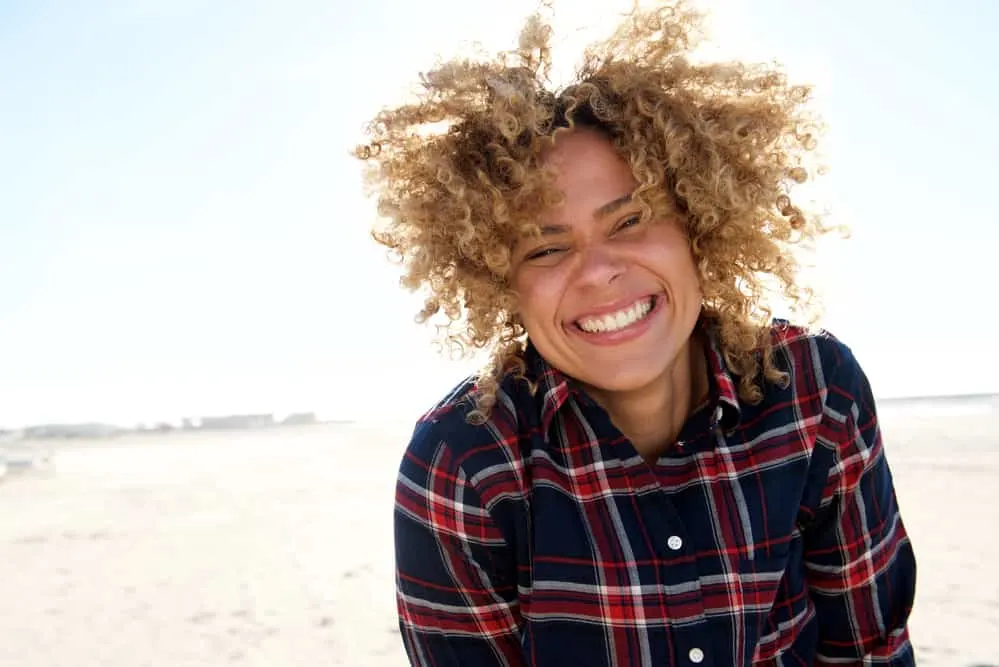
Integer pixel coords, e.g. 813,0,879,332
355,0,832,422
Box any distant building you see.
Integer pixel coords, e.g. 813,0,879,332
281,412,318,426
198,414,275,430
23,423,119,439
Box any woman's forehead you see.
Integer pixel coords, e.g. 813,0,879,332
540,132,636,201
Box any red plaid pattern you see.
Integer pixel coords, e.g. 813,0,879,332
394,320,916,666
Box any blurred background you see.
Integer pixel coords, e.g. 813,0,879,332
1,0,996,665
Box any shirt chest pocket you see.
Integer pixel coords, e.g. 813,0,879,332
523,486,662,622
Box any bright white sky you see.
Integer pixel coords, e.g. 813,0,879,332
1,0,996,428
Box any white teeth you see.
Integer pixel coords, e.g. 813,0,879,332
577,297,653,334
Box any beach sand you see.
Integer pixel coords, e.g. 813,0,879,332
1,407,996,666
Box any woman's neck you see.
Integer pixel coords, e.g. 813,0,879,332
586,331,710,463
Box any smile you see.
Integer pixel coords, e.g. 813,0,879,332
574,296,657,334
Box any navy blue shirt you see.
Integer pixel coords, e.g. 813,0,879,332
394,321,916,666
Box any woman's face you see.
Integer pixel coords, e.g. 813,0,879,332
510,128,703,395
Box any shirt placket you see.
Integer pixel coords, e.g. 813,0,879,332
635,450,717,667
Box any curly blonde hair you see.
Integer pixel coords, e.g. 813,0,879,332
355,1,832,421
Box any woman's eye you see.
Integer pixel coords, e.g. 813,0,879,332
526,247,563,261
617,215,641,231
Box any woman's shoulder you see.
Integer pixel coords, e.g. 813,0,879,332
767,319,871,400
399,371,532,499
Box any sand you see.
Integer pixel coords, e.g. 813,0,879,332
0,409,996,666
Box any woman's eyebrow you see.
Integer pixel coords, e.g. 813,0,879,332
593,193,634,219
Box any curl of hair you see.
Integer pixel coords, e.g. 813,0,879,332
355,1,833,423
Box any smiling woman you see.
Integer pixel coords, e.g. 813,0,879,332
355,2,916,666
509,128,707,452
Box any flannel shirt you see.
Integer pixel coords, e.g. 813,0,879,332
394,320,916,666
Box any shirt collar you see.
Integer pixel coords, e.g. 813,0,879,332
524,341,575,436
526,317,743,436
702,320,742,433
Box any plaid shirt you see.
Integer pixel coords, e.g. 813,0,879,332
394,320,916,666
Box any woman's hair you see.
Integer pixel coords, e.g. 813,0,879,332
355,1,832,422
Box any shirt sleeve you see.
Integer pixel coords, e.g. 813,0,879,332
393,422,526,666
804,346,917,666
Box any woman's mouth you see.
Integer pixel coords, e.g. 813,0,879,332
573,295,658,334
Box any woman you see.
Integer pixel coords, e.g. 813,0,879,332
356,2,916,665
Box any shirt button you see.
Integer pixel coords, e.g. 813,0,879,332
689,647,705,663
667,535,683,551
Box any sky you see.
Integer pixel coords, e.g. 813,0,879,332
0,0,996,428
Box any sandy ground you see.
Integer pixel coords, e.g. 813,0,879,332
1,409,997,666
